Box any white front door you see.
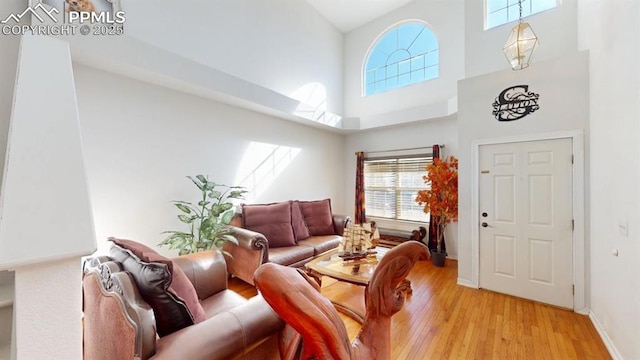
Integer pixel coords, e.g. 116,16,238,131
479,138,574,309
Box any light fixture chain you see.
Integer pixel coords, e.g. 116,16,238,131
518,0,523,23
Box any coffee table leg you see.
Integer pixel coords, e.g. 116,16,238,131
306,268,323,288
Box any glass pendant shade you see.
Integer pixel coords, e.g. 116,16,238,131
503,22,539,70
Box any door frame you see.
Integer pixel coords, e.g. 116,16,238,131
470,130,587,314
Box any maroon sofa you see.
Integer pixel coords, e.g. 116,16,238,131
223,199,351,285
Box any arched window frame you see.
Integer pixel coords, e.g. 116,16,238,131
362,20,439,97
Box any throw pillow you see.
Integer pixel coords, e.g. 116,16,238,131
291,200,311,241
108,238,207,337
299,199,335,236
242,202,297,248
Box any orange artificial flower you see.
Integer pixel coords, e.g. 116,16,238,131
415,156,458,252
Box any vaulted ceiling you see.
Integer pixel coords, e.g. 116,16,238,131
304,0,415,32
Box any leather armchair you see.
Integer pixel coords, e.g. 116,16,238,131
83,249,284,360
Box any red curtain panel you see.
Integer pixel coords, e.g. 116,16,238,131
355,151,366,224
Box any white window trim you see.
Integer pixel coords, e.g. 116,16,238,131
361,19,440,97
484,0,559,30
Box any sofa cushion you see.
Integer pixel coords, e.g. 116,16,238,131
298,235,342,255
299,199,335,236
268,245,315,266
199,289,248,318
108,238,206,337
242,202,296,248
291,200,311,241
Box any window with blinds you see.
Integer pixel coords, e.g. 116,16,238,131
364,156,432,222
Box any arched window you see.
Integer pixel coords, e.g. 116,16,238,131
364,21,438,96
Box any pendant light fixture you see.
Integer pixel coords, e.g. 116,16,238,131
502,0,539,70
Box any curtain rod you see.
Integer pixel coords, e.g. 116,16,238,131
356,144,445,155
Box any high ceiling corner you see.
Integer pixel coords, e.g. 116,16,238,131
304,0,415,33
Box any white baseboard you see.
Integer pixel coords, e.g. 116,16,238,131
457,278,477,288
574,307,590,316
589,311,623,360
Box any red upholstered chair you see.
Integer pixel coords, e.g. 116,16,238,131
82,240,285,360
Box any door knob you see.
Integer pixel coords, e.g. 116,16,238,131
481,222,489,227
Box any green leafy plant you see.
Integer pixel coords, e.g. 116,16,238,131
159,175,247,255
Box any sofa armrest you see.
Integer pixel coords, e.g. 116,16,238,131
83,259,156,360
222,226,269,285
153,295,284,360
333,214,351,235
172,250,227,299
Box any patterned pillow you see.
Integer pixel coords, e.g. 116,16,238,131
299,199,335,236
108,238,206,337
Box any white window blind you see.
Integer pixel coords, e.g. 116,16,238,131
364,156,432,222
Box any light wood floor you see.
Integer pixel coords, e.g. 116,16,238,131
229,259,611,360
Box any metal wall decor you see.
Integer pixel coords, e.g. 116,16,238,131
492,85,540,121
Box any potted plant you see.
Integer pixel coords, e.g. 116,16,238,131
159,175,247,255
415,156,458,267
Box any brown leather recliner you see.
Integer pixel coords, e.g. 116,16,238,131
82,249,285,360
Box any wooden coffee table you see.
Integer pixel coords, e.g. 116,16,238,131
305,247,388,285
305,247,411,322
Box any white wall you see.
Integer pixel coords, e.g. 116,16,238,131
73,65,346,256
122,0,344,115
0,0,23,190
465,0,579,78
14,259,82,360
0,34,96,268
344,116,459,258
343,0,465,126
578,1,640,358
457,51,590,285
0,32,92,360
0,2,23,352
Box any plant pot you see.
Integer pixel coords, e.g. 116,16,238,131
431,249,446,267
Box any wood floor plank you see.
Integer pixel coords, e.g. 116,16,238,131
228,258,611,359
